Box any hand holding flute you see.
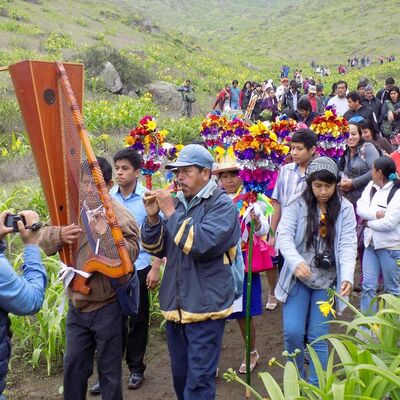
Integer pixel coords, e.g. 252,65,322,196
143,189,176,220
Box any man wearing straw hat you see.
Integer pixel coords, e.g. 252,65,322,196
141,144,241,400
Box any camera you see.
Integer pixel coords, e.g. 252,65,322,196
4,214,26,233
314,250,335,270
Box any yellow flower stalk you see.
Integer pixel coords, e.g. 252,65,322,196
316,297,337,318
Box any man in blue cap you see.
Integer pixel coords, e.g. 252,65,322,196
141,144,241,400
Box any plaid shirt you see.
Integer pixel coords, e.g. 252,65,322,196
272,162,306,210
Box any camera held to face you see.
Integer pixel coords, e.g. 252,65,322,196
4,214,26,233
314,249,335,270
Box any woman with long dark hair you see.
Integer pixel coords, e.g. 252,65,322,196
275,157,356,386
381,86,400,137
239,81,252,112
338,122,380,205
356,156,400,314
358,119,393,155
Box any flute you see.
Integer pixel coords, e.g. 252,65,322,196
143,188,176,202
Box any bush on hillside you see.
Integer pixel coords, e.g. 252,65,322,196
77,45,153,91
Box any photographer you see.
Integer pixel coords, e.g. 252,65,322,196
0,210,47,398
275,157,356,386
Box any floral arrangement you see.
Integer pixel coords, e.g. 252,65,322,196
124,115,167,188
200,113,228,148
233,121,290,194
270,114,297,143
200,113,250,148
310,106,349,161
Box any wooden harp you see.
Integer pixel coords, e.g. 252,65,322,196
8,60,133,294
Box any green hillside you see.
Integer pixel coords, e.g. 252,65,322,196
124,0,400,65
0,0,399,116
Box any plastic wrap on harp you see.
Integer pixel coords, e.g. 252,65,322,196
8,60,134,294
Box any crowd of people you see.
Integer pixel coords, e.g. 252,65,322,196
211,76,400,145
1,73,400,400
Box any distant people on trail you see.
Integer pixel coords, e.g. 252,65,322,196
362,85,383,126
213,84,231,112
381,86,400,138
177,79,196,118
239,81,252,112
276,78,289,103
245,83,263,121
377,77,395,104
259,87,279,121
338,64,347,75
230,80,241,110
281,65,290,78
282,80,302,115
300,85,324,114
327,80,349,116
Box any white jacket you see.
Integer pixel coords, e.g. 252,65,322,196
356,181,400,249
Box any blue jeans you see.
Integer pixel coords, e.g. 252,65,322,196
361,246,400,314
166,319,225,400
283,280,331,386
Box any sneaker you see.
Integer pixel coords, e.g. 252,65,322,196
89,381,100,395
128,372,144,390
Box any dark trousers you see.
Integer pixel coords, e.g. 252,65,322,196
166,319,225,400
122,265,150,375
63,301,123,400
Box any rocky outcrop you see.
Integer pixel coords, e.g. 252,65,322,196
100,62,123,94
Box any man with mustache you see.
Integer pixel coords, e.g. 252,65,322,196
141,144,241,400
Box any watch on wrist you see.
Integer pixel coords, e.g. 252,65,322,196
0,240,6,254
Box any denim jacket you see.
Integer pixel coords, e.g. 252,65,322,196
0,245,47,396
275,195,356,311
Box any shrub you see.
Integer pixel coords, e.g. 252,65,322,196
77,45,153,90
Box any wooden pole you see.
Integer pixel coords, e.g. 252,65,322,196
245,219,255,398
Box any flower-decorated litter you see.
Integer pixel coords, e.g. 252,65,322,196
124,115,167,189
233,121,290,194
310,106,349,161
270,114,297,143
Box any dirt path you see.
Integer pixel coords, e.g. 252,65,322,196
6,278,360,399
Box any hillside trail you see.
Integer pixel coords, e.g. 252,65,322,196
7,276,359,400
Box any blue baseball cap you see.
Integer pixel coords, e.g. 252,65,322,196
165,144,214,170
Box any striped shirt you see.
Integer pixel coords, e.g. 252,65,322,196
271,162,307,210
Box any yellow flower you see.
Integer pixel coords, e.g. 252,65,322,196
146,120,157,131
371,323,380,336
158,129,168,139
1,148,8,157
124,136,134,146
316,298,337,318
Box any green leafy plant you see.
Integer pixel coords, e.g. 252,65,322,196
225,292,400,399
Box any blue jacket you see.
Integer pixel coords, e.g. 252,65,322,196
141,181,241,323
0,245,47,396
275,196,356,312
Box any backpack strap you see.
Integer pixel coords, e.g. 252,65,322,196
369,185,398,205
387,185,399,205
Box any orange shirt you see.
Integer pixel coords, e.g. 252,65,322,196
391,151,400,175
